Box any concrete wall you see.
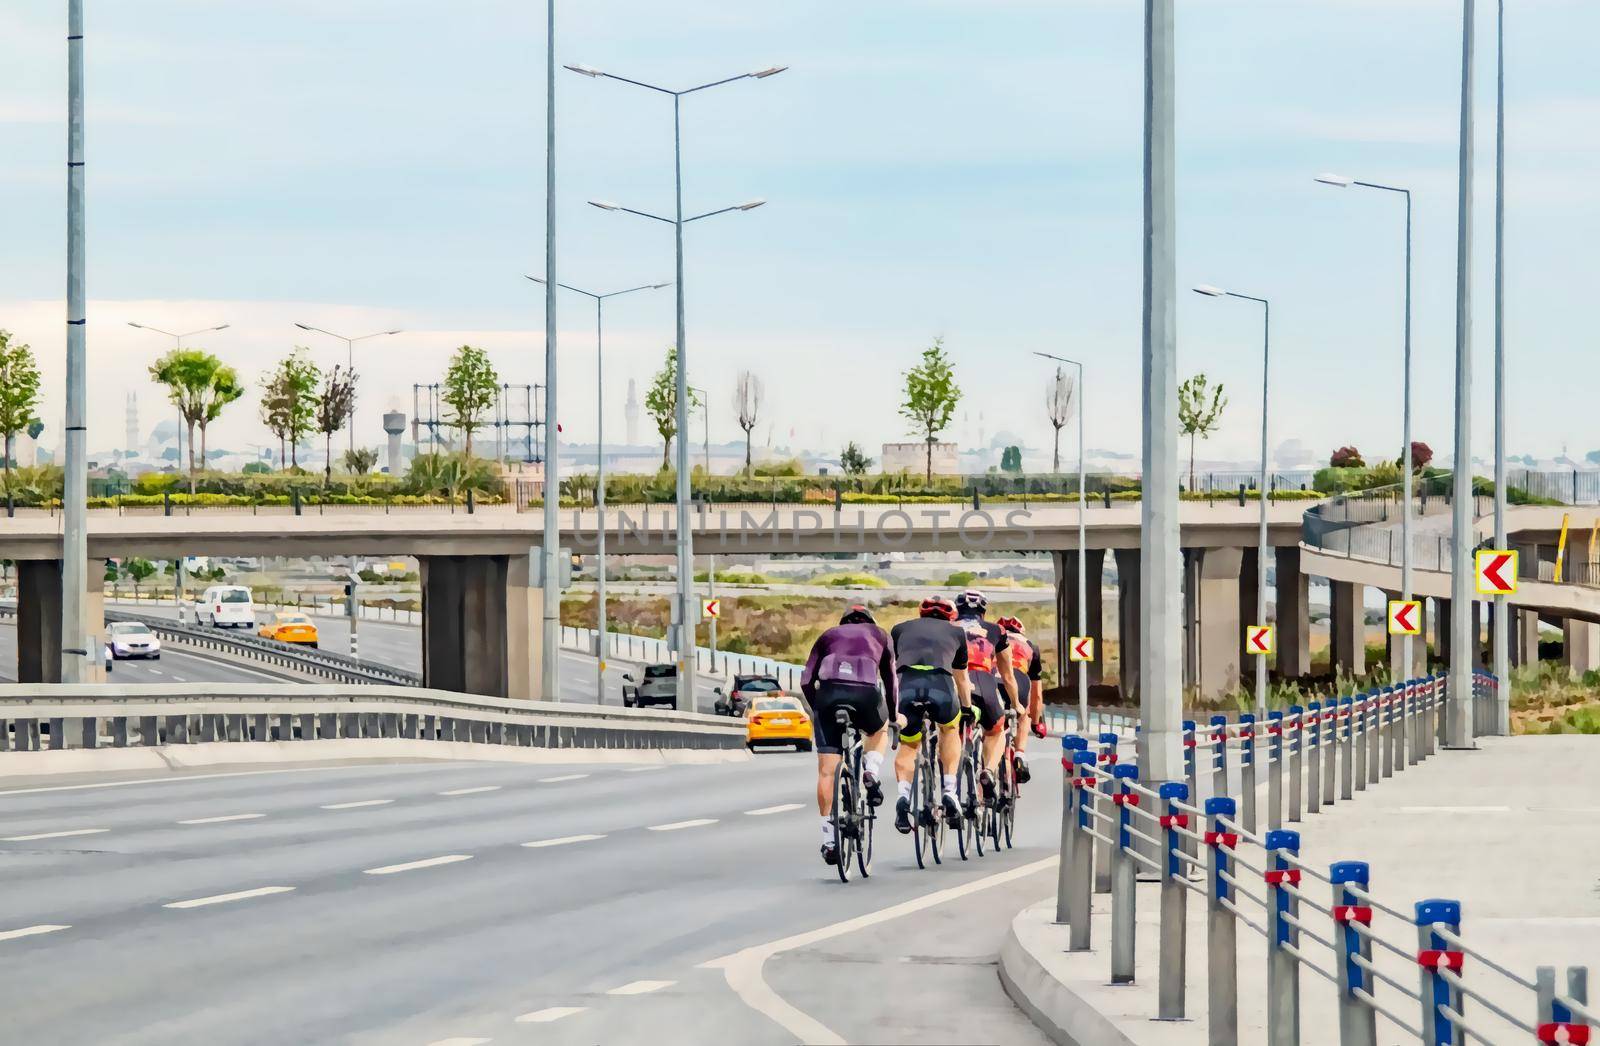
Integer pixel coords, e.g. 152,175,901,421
14,559,104,684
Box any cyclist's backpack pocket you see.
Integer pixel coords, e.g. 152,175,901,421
818,652,877,684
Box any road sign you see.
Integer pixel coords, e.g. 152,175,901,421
701,598,721,620
1068,636,1095,663
1246,625,1275,656
1387,600,1422,636
1475,550,1519,596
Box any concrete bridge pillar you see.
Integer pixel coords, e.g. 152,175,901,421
419,554,540,699
1053,549,1105,694
1193,547,1242,701
1563,618,1600,678
1274,546,1311,679
1113,548,1140,701
1329,580,1365,679
1513,608,1540,667
15,559,105,684
1434,597,1452,665
1239,548,1259,670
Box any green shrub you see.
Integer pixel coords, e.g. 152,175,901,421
946,570,978,587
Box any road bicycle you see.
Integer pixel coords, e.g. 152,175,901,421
958,707,984,859
991,707,1021,851
829,707,875,883
906,705,947,869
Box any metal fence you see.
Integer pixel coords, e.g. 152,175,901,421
1053,672,1593,1045
1508,468,1600,506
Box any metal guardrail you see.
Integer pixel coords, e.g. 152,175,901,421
0,683,746,754
1054,673,1593,1045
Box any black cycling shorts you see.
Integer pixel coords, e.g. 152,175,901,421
896,669,960,744
971,672,1006,733
810,682,888,755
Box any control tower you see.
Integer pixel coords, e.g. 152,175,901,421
382,412,406,475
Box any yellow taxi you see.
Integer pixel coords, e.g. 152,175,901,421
745,695,813,752
258,612,320,647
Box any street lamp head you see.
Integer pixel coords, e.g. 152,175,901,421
750,66,788,79
736,199,767,211
524,275,548,285
384,329,403,336
211,324,232,333
565,63,604,78
650,283,672,290
589,200,622,212
1314,173,1353,188
1192,285,1228,298
294,322,314,331
127,322,144,329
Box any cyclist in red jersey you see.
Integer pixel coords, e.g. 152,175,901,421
953,590,1019,799
996,616,1043,784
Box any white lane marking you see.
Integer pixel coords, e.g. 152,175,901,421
2,828,110,842
606,980,674,996
744,804,804,817
521,834,605,849
164,886,296,910
515,1007,587,1024
438,786,501,796
622,766,664,773
427,1039,491,1046
147,669,164,676
648,818,717,832
171,675,188,682
177,813,264,825
0,924,70,942
0,764,381,798
701,855,1057,1046
321,799,393,810
1394,805,1512,814
538,774,590,784
363,854,473,876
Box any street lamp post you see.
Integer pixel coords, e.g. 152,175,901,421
525,276,668,705
1193,285,1271,720
1447,0,1477,749
292,324,403,457
1034,352,1088,729
1315,174,1415,683
1491,0,1509,736
128,323,231,473
62,0,88,683
690,384,714,667
569,61,784,713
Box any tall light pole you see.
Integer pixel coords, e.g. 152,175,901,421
1034,352,1088,729
526,276,668,705
1193,285,1271,720
1447,0,1477,749
570,61,785,713
1314,174,1415,682
690,384,713,666
1491,0,1509,735
541,0,560,707
61,0,88,683
292,324,403,456
128,322,231,470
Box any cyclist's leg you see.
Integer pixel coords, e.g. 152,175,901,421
973,673,1006,776
810,688,849,855
893,689,928,832
1012,669,1032,752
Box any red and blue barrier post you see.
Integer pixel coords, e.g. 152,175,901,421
1265,829,1301,1046
1158,781,1189,1020
1339,694,1357,800
1206,796,1240,1045
1056,735,1089,924
1238,712,1258,832
1067,749,1096,951
1210,713,1229,805
1287,704,1305,823
1415,898,1464,1045
1306,701,1323,815
1095,731,1119,893
1331,861,1377,1046
1111,763,1140,984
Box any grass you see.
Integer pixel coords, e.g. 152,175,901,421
1510,663,1600,734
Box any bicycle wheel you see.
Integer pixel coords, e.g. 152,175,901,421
955,755,976,860
910,752,929,869
831,754,855,883
854,755,874,879
991,749,1013,851
925,735,946,865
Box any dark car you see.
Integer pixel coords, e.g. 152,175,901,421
622,663,680,709
714,674,785,717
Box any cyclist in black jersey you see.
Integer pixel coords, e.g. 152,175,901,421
889,596,972,833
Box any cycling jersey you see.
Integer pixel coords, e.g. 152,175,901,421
889,617,968,675
956,613,1007,677
1007,634,1043,698
801,622,898,705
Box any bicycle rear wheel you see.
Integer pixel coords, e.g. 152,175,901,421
955,755,976,860
924,737,945,865
854,756,874,878
991,749,1014,851
831,755,855,883
910,754,929,869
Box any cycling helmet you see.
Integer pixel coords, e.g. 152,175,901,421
997,616,1025,634
840,604,876,626
954,589,988,615
919,595,957,621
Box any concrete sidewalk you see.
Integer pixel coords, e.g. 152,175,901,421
1002,735,1600,1044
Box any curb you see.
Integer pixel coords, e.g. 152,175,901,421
998,902,1137,1046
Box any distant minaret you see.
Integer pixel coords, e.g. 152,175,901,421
624,379,640,447
977,411,986,451
125,392,139,459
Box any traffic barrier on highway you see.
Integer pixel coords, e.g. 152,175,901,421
0,683,747,755
1051,673,1593,1044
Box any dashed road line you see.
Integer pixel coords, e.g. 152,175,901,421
647,818,717,832
438,786,501,796
321,799,394,810
521,834,605,849
363,854,473,876
164,886,296,910
515,1007,587,1024
427,1039,491,1046
622,766,664,773
2,828,110,842
0,924,70,942
538,774,590,784
606,980,674,996
744,804,804,817
178,813,265,825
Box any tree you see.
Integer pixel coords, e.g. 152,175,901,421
0,331,42,478
259,349,320,470
123,557,156,597
734,370,763,475
1177,373,1227,490
1330,446,1366,468
1402,441,1434,472
242,460,271,475
899,337,960,482
196,365,244,474
342,447,378,475
1001,445,1023,473
315,365,358,485
151,348,234,494
645,346,700,471
840,441,872,476
441,345,498,459
1045,365,1075,474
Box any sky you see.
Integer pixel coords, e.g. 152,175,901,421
1,0,1597,468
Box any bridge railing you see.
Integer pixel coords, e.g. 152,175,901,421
1053,672,1592,1045
1508,468,1600,506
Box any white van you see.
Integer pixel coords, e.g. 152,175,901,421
198,585,256,629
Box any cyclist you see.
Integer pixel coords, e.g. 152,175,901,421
800,604,897,867
889,595,972,835
996,616,1043,784
953,590,1019,801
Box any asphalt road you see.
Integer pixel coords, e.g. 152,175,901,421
0,753,1060,1045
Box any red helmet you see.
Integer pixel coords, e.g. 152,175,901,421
997,616,1025,634
919,596,957,621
